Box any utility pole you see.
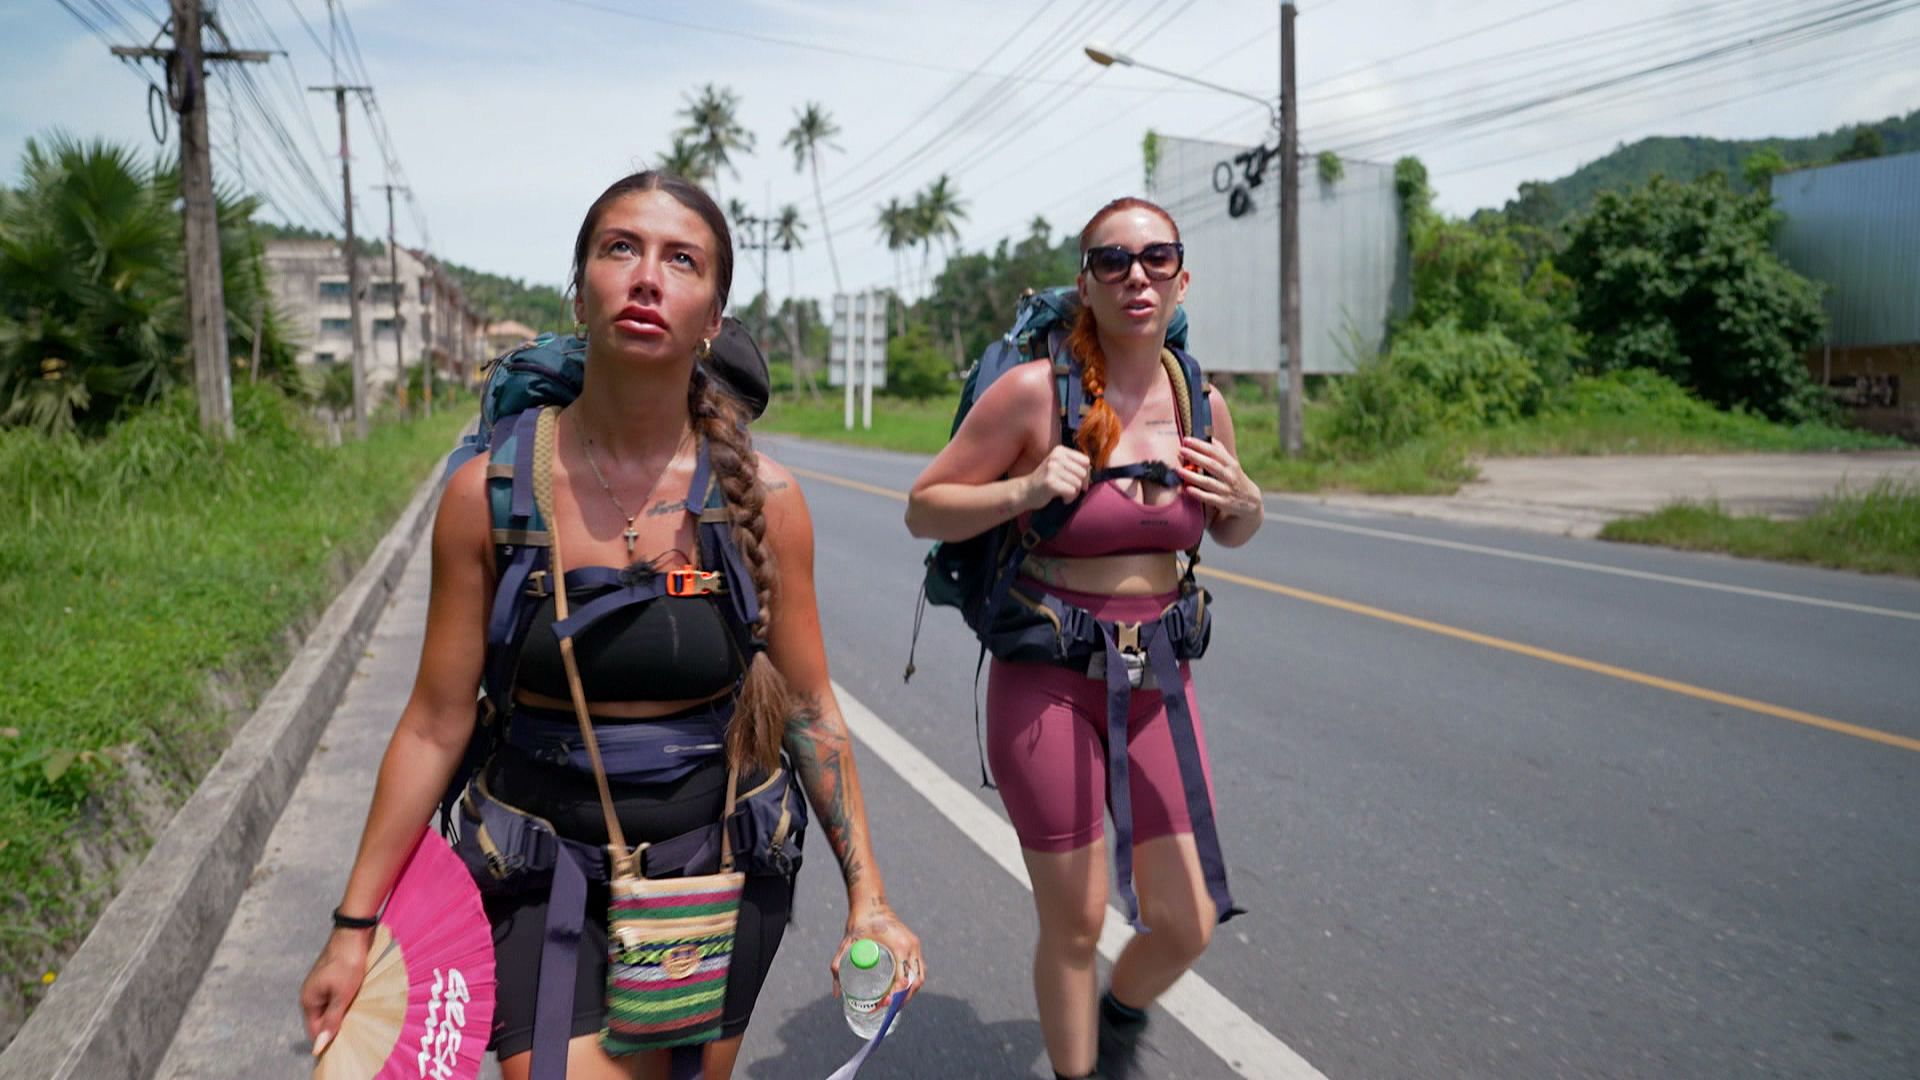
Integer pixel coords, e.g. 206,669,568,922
737,211,775,346
311,84,373,437
374,182,421,416
1279,1,1304,455
112,3,270,439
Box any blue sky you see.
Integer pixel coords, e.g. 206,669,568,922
6,0,1917,310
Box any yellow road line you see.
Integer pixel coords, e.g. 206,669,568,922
789,464,1920,755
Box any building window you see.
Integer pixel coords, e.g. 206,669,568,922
420,282,434,305
318,280,350,301
314,352,337,365
370,282,399,303
373,318,400,335
320,317,352,334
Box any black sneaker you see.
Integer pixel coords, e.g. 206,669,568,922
1097,991,1152,1079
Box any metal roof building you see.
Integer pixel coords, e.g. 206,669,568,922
1772,151,1920,438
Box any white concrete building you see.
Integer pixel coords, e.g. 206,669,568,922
264,238,488,390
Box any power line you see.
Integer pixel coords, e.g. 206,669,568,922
1323,0,1920,158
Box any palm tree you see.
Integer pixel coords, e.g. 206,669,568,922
782,102,843,295
677,84,754,197
0,134,305,434
771,204,814,395
918,173,968,258
655,136,711,184
874,198,913,332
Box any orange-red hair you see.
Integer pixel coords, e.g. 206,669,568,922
1070,197,1182,469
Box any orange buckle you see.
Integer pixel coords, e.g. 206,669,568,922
666,565,722,597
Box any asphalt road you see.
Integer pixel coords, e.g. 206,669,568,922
757,434,1920,1080
157,434,1920,1079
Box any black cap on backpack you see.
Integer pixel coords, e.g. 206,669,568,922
706,316,771,420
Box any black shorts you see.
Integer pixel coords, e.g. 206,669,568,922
482,748,796,1060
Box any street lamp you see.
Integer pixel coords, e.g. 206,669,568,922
1084,5,1303,456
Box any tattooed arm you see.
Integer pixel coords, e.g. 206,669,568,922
757,454,925,996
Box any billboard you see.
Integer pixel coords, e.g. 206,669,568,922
1152,135,1409,375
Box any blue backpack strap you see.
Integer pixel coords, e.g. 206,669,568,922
690,439,767,650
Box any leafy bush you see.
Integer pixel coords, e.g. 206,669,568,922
882,323,953,400
1326,320,1541,452
1561,173,1828,421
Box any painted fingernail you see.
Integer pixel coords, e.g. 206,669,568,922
312,1030,333,1057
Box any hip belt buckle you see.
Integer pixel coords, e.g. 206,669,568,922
1087,622,1153,690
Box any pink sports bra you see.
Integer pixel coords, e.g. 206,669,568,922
1029,473,1207,558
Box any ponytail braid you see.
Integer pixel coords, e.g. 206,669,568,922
1066,304,1123,470
689,366,794,772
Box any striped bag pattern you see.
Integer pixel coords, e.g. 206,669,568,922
601,869,747,1054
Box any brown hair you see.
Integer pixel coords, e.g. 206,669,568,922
570,170,735,313
1070,197,1182,469
571,172,787,772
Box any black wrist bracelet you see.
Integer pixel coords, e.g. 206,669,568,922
331,906,379,930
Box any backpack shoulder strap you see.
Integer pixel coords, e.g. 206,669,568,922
481,407,555,703
1046,325,1085,450
1161,346,1213,443
687,439,767,656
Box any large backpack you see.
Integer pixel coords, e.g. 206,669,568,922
904,286,1211,680
437,320,772,829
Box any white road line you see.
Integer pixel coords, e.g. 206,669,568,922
1265,506,1920,623
832,680,1326,1080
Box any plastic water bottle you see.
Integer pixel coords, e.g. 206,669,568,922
840,938,898,1039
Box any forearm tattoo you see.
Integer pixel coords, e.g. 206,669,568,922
783,696,866,889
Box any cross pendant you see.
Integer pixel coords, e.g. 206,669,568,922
622,518,639,559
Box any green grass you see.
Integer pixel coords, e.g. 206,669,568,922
0,386,471,996
758,394,961,456
1466,373,1898,457
752,369,1904,497
1599,480,1920,577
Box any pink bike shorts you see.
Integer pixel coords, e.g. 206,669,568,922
985,582,1216,853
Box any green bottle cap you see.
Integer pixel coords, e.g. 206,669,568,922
848,938,882,970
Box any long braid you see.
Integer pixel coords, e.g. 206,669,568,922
1067,304,1122,469
689,366,793,772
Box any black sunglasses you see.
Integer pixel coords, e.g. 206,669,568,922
1081,242,1185,284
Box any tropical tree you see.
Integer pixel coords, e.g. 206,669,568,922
770,203,815,392
655,135,711,184
782,102,843,295
677,84,754,196
1562,173,1828,419
911,174,967,305
0,132,296,435
875,197,914,327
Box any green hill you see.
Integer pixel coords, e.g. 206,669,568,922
1489,108,1920,223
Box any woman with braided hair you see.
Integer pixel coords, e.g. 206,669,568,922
906,197,1264,1079
301,171,922,1079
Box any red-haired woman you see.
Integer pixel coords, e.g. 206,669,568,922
906,197,1263,1079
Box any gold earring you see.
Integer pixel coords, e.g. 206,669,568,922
574,321,588,342
696,337,713,360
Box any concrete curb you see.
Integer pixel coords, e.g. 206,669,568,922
0,465,446,1080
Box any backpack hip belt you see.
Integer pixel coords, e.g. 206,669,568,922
986,578,1239,932
506,701,731,780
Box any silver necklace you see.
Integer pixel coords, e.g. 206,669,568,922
575,418,691,559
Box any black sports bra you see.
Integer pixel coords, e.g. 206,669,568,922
515,577,743,703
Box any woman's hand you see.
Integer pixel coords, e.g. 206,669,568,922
299,927,373,1057
1176,436,1262,521
832,897,926,1002
1021,445,1091,513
